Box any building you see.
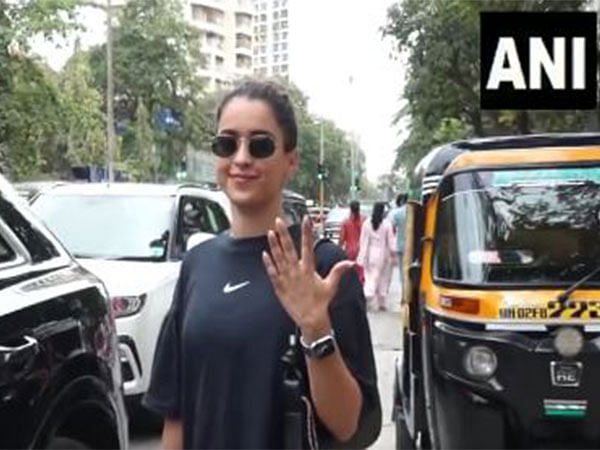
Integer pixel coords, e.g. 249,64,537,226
185,0,254,91
252,0,290,80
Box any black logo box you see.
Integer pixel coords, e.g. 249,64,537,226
480,12,597,110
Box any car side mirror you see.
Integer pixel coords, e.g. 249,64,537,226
186,231,214,251
149,230,169,257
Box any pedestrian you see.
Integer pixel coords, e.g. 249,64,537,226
338,200,365,283
357,202,395,311
143,80,381,449
390,193,408,284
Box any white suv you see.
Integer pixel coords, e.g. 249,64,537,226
30,183,231,415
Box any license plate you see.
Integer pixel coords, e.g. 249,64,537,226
550,361,582,387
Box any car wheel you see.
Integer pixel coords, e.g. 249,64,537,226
395,414,415,450
46,437,90,449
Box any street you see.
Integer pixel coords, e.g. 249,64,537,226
130,266,403,450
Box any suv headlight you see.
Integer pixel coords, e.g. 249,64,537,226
111,294,146,318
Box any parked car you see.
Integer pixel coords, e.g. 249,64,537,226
0,175,127,449
308,205,330,228
282,189,309,224
30,182,231,420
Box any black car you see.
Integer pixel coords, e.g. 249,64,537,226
0,175,127,449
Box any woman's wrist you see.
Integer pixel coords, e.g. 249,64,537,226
299,313,332,343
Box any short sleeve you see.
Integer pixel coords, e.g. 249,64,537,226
314,241,382,448
142,261,188,418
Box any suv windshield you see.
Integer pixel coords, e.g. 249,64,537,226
434,167,600,286
32,194,173,260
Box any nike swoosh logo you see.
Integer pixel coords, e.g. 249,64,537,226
223,280,250,294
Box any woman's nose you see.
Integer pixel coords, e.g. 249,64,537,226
231,138,252,165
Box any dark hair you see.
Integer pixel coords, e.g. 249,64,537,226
395,193,407,207
350,200,360,216
216,80,297,152
371,202,386,231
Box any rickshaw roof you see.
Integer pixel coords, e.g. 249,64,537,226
411,133,600,199
424,133,600,176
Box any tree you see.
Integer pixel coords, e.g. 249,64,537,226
57,41,106,171
383,0,593,176
87,0,208,178
0,0,83,179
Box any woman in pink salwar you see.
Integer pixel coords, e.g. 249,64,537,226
357,202,395,311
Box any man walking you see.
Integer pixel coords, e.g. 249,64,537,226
391,193,408,284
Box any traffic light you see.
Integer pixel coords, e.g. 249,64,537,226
317,163,328,180
355,175,361,191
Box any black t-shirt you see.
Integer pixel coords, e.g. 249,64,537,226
143,226,381,449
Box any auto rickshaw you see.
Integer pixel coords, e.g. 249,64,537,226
393,133,600,449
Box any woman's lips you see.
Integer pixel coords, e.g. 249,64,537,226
229,173,259,185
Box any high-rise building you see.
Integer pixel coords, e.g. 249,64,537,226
186,0,254,91
252,0,290,80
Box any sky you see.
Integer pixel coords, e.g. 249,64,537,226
32,0,407,183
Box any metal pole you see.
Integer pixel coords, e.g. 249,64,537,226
350,136,356,201
319,121,324,236
106,0,115,183
348,75,356,201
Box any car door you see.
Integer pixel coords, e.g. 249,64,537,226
0,187,122,448
174,195,230,256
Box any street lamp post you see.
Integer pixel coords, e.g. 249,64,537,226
106,0,115,183
319,121,325,236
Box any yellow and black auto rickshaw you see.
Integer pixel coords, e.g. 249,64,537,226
393,134,600,449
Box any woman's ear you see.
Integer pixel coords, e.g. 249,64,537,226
287,149,299,178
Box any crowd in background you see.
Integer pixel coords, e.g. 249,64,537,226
338,194,408,311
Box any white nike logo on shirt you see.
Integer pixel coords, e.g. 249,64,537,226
223,280,251,294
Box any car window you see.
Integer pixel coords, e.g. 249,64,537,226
205,200,230,233
1,195,59,263
0,232,16,264
326,208,349,222
32,194,173,260
175,196,223,258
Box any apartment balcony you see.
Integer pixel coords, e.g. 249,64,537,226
190,0,225,13
192,20,225,36
235,0,254,15
235,12,253,35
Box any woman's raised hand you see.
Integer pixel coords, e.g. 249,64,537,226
262,216,355,339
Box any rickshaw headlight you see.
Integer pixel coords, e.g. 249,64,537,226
463,345,497,380
554,327,583,358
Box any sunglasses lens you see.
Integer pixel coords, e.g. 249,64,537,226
249,137,275,158
212,136,237,157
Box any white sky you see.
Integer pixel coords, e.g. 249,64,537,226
32,0,407,183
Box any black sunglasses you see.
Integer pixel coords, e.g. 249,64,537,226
211,135,276,159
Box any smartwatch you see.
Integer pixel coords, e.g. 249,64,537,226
299,330,337,359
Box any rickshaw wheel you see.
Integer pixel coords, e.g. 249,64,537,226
395,414,415,450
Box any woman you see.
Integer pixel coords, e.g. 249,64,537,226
143,80,381,449
357,202,395,311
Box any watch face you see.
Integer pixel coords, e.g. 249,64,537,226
312,337,336,359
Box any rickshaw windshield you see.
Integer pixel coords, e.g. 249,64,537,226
434,167,600,286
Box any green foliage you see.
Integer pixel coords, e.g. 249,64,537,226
58,43,106,169
0,0,83,178
0,57,63,179
87,0,208,177
384,0,594,176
